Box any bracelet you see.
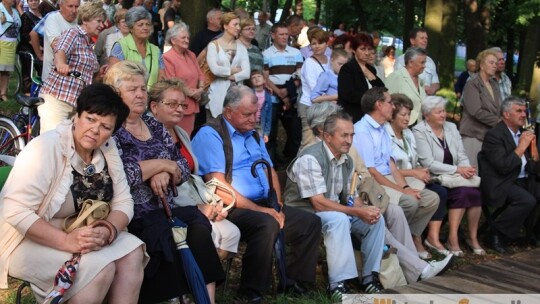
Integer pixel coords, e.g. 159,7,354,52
91,220,118,245
402,185,410,189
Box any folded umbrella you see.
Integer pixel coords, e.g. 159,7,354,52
250,159,287,290
43,253,81,304
160,187,211,304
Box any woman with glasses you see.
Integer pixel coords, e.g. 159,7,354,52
238,18,263,73
163,22,204,135
105,61,224,304
109,6,164,88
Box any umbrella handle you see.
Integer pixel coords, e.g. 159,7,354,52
250,159,273,190
160,196,173,219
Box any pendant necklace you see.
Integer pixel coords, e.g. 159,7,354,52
82,152,96,176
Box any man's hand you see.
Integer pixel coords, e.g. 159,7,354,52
352,205,381,225
261,207,285,228
403,187,421,199
413,168,431,184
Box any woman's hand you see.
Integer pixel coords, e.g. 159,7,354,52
456,166,477,179
413,168,431,184
191,88,203,101
55,63,70,76
65,226,110,254
162,159,181,185
149,171,172,198
231,66,242,75
197,203,217,220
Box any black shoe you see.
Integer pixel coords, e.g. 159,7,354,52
236,288,263,304
278,281,310,296
327,281,349,301
361,273,384,294
490,231,507,254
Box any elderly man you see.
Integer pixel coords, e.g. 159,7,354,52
40,0,79,82
256,10,271,50
479,96,540,253
394,28,439,95
285,111,386,296
190,8,222,56
385,47,428,125
489,47,512,100
192,85,321,303
353,87,440,259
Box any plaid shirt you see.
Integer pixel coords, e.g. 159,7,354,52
498,72,512,101
40,26,98,106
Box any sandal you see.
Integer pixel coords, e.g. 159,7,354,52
465,239,486,256
424,239,450,255
445,243,464,257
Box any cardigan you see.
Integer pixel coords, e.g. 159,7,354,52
385,67,427,125
0,121,133,288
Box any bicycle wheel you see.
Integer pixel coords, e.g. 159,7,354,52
0,118,25,157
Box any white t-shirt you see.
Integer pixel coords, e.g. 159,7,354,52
42,12,77,83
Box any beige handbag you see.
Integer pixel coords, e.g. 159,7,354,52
379,248,408,288
433,174,481,188
175,174,236,211
63,199,110,233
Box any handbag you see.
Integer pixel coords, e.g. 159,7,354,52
379,246,407,288
357,174,390,213
197,41,220,106
432,173,481,188
63,199,111,233
174,174,236,211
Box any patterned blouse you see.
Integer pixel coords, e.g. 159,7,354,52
70,163,113,211
113,115,190,219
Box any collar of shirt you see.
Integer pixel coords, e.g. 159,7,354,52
270,45,290,54
365,114,385,130
224,118,255,139
322,140,348,166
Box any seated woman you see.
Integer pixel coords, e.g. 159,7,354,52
413,96,485,256
385,94,449,256
148,78,241,260
0,84,146,303
104,61,224,304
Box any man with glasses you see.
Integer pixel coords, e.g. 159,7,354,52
489,47,512,100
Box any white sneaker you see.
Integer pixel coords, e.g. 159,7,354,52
420,254,454,280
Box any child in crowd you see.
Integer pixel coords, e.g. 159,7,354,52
249,70,272,142
310,48,349,103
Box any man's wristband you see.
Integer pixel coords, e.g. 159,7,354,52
402,185,410,189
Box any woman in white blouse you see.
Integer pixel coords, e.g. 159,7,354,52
206,12,250,118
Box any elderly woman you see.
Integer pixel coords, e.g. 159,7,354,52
38,1,106,133
298,29,330,152
148,78,241,260
109,6,164,88
385,47,428,126
238,18,263,73
163,22,204,135
104,8,129,59
460,49,502,167
413,96,485,256
206,11,250,118
386,94,449,255
0,0,21,101
105,61,224,304
0,83,146,302
338,33,385,123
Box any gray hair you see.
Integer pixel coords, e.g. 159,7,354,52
165,22,189,45
361,87,388,114
323,111,353,135
224,85,257,109
103,61,149,90
206,8,221,21
307,102,342,136
125,6,151,29
421,96,447,115
500,96,526,116
404,47,427,65
488,46,503,54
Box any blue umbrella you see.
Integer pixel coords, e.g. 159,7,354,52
250,159,288,291
159,192,211,304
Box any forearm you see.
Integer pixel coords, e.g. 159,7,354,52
203,172,268,212
106,210,130,231
25,218,69,252
312,94,337,103
54,50,68,66
139,159,176,181
368,167,404,192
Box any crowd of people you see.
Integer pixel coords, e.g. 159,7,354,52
0,0,539,303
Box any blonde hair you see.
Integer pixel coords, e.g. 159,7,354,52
240,18,255,30
476,49,498,71
77,1,106,25
148,79,189,105
221,12,240,29
103,61,149,89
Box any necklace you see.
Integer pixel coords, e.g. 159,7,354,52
81,152,96,176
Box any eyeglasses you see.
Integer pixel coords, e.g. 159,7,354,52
243,27,256,31
160,100,188,110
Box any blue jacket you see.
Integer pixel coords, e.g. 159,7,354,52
253,88,273,136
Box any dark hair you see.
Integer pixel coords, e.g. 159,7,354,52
332,34,351,50
409,28,427,40
249,70,264,87
271,22,288,33
76,84,130,132
286,15,303,26
390,93,414,119
384,45,396,56
361,87,388,114
350,33,373,51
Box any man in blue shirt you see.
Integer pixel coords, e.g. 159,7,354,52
192,85,321,302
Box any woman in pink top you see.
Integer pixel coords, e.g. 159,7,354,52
163,22,205,135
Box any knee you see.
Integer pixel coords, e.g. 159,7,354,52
322,212,350,233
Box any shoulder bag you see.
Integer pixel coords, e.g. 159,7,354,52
174,174,236,211
432,173,481,188
196,40,220,106
63,199,111,233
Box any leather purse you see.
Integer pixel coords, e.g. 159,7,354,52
174,174,236,211
63,199,111,233
432,173,481,188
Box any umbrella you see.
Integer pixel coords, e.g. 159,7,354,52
346,172,359,221
250,159,287,291
160,186,211,304
43,253,81,304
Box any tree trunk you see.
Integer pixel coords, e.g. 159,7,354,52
280,0,294,23
350,0,367,31
314,0,321,24
403,0,415,50
516,17,540,103
270,0,279,23
180,0,216,38
464,0,489,60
